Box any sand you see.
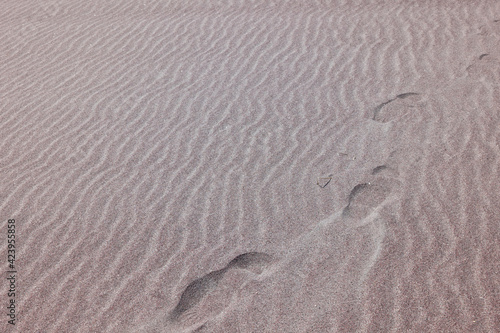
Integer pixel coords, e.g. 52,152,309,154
1,0,500,332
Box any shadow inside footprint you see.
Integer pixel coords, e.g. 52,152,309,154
372,99,395,120
193,324,207,332
227,252,273,274
371,165,388,175
396,92,419,99
170,268,227,320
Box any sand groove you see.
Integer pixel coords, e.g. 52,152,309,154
1,0,500,332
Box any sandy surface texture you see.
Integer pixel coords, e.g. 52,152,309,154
1,0,500,332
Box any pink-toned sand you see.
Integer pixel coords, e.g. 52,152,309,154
1,0,500,332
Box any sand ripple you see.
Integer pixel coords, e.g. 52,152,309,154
1,0,499,332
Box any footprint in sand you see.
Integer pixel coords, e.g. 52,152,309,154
342,165,401,221
170,269,227,320
341,146,425,223
372,92,426,123
138,252,274,332
171,252,273,320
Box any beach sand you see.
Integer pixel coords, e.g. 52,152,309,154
1,0,500,332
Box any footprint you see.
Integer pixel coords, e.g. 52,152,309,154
152,252,274,330
372,92,424,123
342,177,397,219
170,268,228,320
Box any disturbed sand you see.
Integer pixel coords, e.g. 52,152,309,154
1,0,500,332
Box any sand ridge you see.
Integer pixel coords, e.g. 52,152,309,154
1,0,500,332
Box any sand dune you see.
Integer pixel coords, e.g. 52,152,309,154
1,0,500,332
